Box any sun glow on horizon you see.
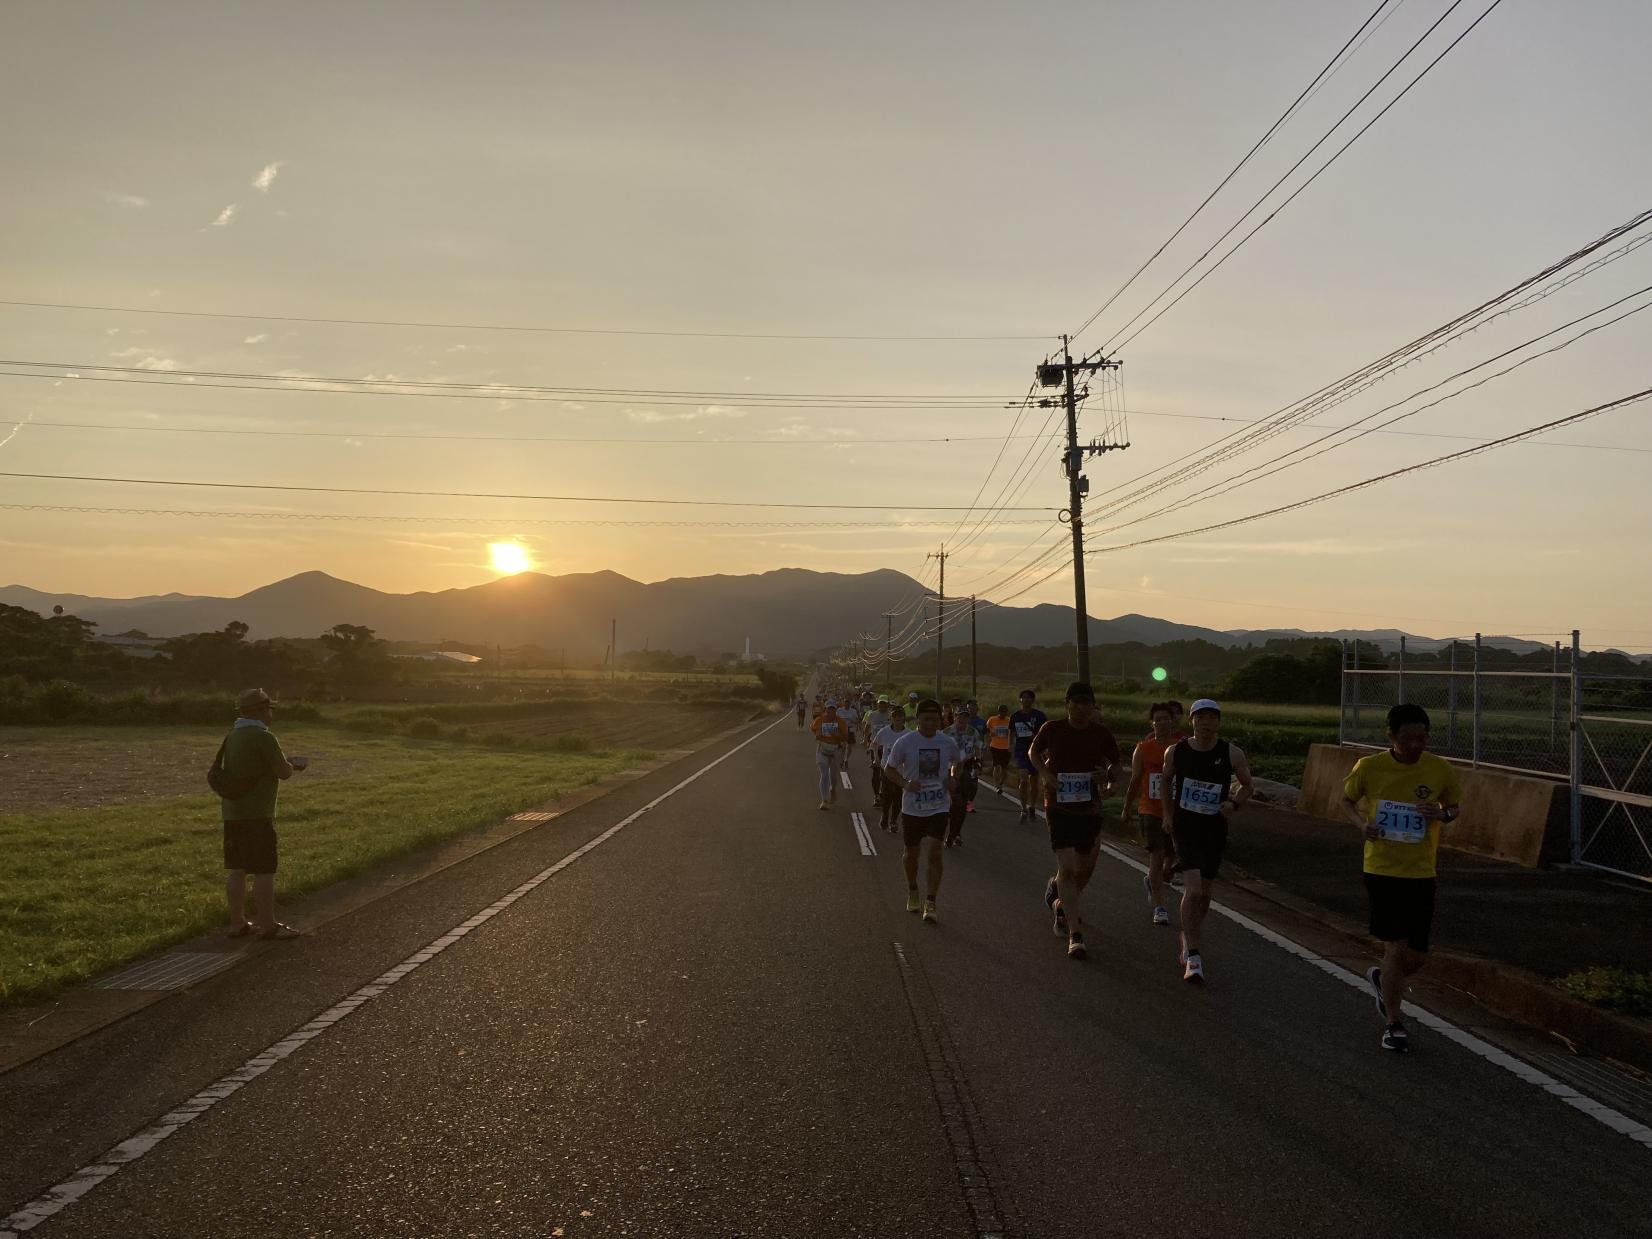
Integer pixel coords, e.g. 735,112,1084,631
487,541,533,575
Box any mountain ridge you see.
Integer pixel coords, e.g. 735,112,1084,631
0,571,1602,659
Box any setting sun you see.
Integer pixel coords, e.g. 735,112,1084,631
487,541,533,575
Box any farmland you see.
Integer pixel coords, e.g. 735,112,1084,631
0,690,776,1007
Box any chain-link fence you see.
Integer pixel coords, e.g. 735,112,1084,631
1340,632,1652,882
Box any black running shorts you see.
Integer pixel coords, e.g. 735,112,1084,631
1141,814,1173,855
1364,874,1436,953
990,748,1010,769
901,812,947,848
1047,808,1103,854
1172,816,1228,880
223,818,278,875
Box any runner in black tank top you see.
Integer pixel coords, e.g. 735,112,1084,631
1160,699,1254,984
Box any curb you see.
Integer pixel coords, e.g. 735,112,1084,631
0,707,778,1077
1203,850,1652,1074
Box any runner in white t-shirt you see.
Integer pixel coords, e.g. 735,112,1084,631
872,705,908,833
883,699,959,922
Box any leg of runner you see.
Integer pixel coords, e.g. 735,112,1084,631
1179,870,1212,981
828,747,840,805
816,747,834,809
1053,846,1085,958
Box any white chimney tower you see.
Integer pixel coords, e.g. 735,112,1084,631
743,636,751,661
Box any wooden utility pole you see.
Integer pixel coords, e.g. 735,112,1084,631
883,612,895,691
610,617,617,682
926,546,948,701
1036,336,1123,685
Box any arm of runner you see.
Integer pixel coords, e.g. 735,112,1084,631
1223,743,1254,816
1417,764,1465,822
1121,745,1145,823
1158,744,1178,824
1341,761,1378,838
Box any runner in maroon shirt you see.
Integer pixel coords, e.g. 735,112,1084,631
1029,682,1122,960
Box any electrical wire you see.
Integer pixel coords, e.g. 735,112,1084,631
0,503,1050,530
0,298,1053,342
1069,0,1396,339
1086,387,1652,557
1105,0,1505,354
0,471,1061,512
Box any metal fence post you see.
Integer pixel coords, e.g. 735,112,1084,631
1397,635,1406,705
1447,638,1458,752
1471,632,1482,768
1351,638,1361,739
1338,639,1347,744
1570,628,1583,864
1550,640,1560,757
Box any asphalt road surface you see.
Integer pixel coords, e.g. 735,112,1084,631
3,711,1648,1237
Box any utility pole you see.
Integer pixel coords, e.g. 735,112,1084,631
610,617,617,683
926,546,948,702
883,612,895,691
1036,335,1124,684
970,595,978,700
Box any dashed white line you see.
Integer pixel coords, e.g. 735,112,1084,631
985,784,1652,1153
0,712,791,1237
840,770,853,791
850,811,878,856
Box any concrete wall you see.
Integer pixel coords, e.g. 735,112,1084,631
1299,743,1569,869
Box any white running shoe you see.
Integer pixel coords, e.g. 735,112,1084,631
1183,954,1204,984
1152,906,1170,926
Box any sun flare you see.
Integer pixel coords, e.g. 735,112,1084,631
487,541,532,575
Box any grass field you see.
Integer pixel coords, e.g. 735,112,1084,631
0,722,669,1008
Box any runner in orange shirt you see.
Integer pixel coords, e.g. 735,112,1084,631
984,704,1013,791
1121,702,1181,926
810,701,850,810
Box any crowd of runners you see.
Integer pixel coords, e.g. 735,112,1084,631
800,680,1463,1053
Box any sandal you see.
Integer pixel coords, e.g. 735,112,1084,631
225,923,254,939
257,922,300,941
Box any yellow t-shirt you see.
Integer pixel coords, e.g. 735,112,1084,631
1344,750,1465,879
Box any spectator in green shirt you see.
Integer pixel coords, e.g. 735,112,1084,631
220,687,306,940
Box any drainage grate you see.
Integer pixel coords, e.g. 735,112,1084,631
1539,1053,1652,1127
507,811,557,822
92,952,242,992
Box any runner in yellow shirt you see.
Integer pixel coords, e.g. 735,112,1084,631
1342,702,1465,1053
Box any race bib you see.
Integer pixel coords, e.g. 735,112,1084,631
821,722,839,737
1056,772,1093,804
1179,777,1224,815
914,781,948,809
1148,772,1162,801
1375,799,1428,843
1014,722,1034,738
992,724,1009,739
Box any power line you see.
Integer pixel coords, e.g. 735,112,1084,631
1089,205,1652,512
0,470,1060,512
1086,387,1652,557
0,418,1073,449
0,503,1047,530
1093,284,1652,533
0,359,1015,407
1069,0,1396,339
1105,0,1504,354
0,298,1053,343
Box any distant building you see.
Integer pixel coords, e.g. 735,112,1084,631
392,650,484,665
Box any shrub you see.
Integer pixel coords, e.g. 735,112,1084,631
405,716,445,739
549,734,592,753
1555,967,1652,1017
480,731,516,748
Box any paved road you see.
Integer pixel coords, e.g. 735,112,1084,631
3,712,1648,1237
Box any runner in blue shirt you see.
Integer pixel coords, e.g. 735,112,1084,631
1009,689,1049,822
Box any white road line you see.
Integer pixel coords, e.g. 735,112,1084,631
0,712,791,1237
840,770,853,791
850,811,877,856
985,784,1652,1152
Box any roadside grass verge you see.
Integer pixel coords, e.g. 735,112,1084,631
1556,967,1652,1017
0,724,652,1008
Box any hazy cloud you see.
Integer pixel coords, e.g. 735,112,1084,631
627,404,750,424
209,203,238,227
102,191,149,208
243,333,269,344
110,347,180,371
252,161,284,192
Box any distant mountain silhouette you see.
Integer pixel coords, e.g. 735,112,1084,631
0,569,1569,658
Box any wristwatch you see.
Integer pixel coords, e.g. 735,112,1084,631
1441,805,1459,823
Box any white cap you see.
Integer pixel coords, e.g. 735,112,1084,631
1190,698,1221,715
